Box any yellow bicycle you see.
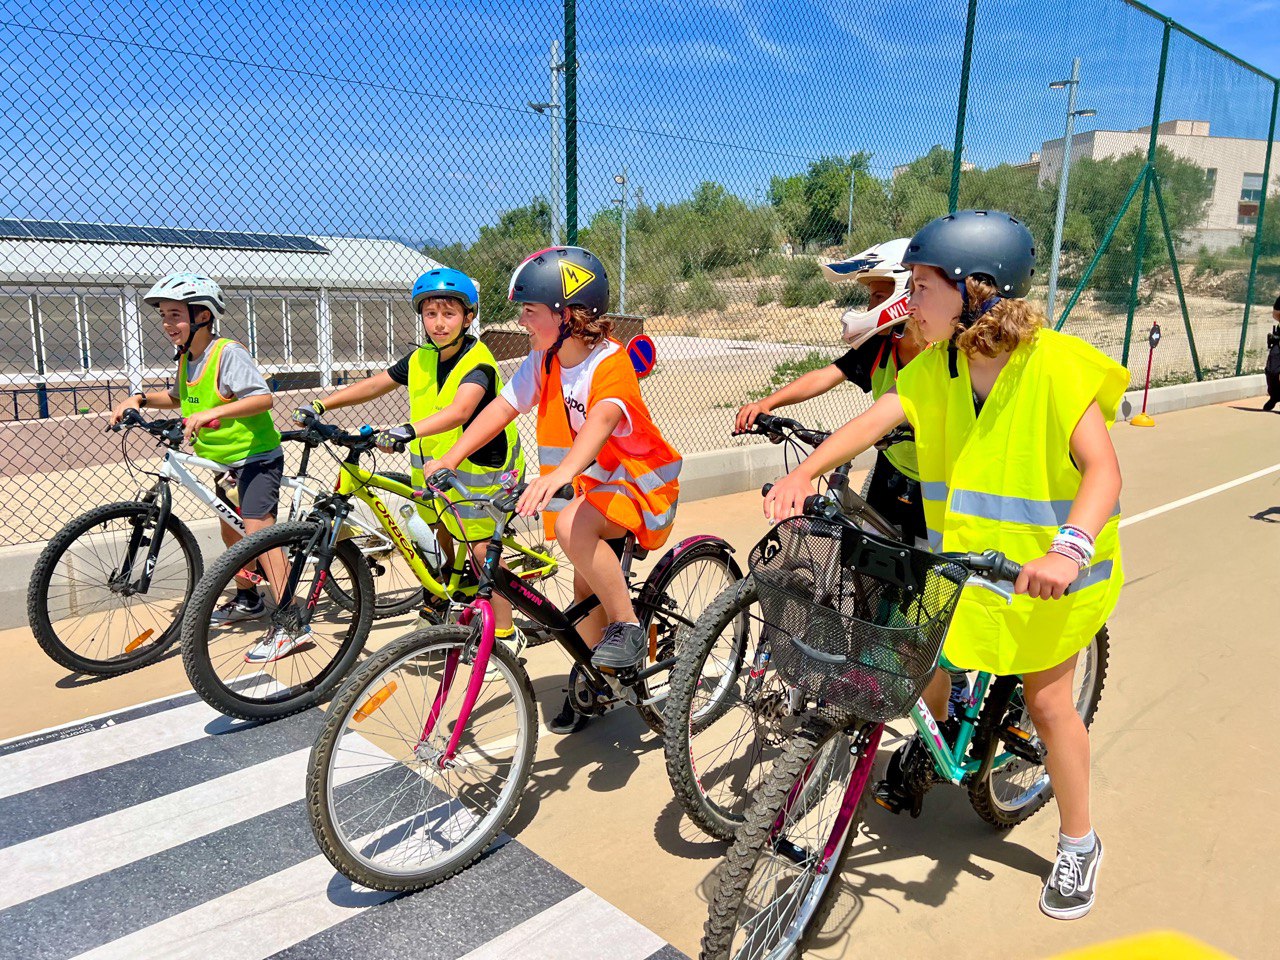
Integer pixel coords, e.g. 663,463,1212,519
179,414,563,720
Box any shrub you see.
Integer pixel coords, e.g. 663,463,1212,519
780,259,830,308
681,271,727,314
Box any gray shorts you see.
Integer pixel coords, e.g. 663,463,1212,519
216,455,285,520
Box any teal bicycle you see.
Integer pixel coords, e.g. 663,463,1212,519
702,494,1108,960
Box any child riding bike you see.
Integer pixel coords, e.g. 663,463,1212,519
108,272,289,660
299,268,526,656
737,238,927,545
765,210,1127,921
418,246,682,734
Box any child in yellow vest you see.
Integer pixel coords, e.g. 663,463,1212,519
765,211,1127,921
419,247,682,734
303,269,525,654
110,272,293,662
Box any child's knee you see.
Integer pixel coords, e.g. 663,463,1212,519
1024,686,1078,731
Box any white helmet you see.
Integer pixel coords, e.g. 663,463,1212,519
143,272,225,320
823,238,912,348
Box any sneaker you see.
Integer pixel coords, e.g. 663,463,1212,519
210,594,266,626
1040,835,1104,920
547,694,591,735
947,672,971,718
244,624,310,664
1265,398,1278,412
590,621,646,673
486,628,527,680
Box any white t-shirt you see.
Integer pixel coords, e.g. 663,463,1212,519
501,341,634,437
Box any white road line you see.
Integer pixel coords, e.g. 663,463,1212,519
0,746,373,910
1121,463,1280,527
456,887,666,960
0,690,198,749
0,698,224,799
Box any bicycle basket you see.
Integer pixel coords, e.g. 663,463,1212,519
749,516,968,722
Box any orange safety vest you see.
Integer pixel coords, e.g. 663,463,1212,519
537,343,682,550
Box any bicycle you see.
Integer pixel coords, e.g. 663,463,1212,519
664,412,910,841
701,495,1109,960
305,469,741,891
178,409,577,720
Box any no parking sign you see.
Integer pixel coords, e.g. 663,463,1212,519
627,334,657,380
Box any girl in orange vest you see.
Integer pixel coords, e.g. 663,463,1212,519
419,247,682,733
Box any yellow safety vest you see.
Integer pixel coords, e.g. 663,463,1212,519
896,328,1129,674
407,337,524,540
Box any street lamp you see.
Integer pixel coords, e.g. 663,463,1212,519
528,41,566,245
613,168,629,313
1045,57,1097,327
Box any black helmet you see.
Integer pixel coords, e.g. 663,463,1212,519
508,246,610,317
902,210,1036,298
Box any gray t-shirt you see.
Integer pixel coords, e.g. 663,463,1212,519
170,340,279,465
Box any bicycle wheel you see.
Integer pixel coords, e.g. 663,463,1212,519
967,625,1110,828
664,576,802,840
306,625,538,891
634,539,742,735
28,502,200,676
181,521,374,720
335,473,425,620
501,512,573,647
703,719,879,960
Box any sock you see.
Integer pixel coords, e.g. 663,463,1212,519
494,627,515,638
236,587,260,606
1059,829,1096,854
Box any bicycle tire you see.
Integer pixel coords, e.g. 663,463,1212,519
665,575,796,841
634,539,742,735
306,625,538,892
28,501,201,676
328,472,424,621
967,625,1110,828
181,520,374,720
703,719,871,960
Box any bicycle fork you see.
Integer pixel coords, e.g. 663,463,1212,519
415,599,497,769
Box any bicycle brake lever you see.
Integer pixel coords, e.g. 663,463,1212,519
968,575,1014,605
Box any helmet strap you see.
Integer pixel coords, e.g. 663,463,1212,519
175,305,214,360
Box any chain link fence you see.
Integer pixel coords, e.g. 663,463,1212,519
1,0,1277,546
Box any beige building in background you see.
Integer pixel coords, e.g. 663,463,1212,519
1036,119,1279,252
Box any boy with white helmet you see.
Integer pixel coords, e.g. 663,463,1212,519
110,272,289,659
736,238,928,544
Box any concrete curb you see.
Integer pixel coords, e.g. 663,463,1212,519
1120,374,1266,420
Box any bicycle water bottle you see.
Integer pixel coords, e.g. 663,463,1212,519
399,504,444,571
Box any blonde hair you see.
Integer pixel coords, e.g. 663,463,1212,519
955,275,1043,358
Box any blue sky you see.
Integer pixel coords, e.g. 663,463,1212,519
1,0,1276,247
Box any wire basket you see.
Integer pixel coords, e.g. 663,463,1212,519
749,515,969,722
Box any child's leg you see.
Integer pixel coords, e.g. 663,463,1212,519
922,667,951,720
572,568,607,648
468,541,514,632
1022,653,1091,837
554,498,635,644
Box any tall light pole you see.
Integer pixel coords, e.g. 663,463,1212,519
613,168,629,313
1046,57,1097,327
527,41,566,245
846,155,856,254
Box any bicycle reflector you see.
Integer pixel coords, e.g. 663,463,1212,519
124,629,154,653
354,681,398,722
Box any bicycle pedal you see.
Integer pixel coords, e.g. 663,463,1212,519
872,781,906,815
999,723,1047,764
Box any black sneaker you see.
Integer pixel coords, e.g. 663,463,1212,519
210,593,266,625
547,695,591,735
1040,835,1104,920
1265,398,1278,412
590,621,646,672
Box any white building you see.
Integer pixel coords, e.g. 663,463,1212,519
0,221,442,394
1037,119,1279,252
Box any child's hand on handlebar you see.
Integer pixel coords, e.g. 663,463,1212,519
734,400,772,434
182,408,220,442
516,471,573,517
763,471,816,523
375,423,415,452
1016,552,1079,600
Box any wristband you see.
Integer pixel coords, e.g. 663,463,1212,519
1049,545,1088,570
133,391,148,408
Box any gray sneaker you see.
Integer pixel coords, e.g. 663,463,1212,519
590,621,646,672
1040,835,1104,920
210,593,266,625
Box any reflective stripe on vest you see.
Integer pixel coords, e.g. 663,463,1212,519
950,489,1121,528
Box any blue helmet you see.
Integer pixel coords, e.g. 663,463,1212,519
411,268,479,315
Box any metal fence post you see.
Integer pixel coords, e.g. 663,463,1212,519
1237,78,1279,374
1121,19,1170,368
122,286,144,393
564,0,578,244
949,0,979,214
317,288,333,389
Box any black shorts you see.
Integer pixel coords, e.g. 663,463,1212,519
864,450,927,544
216,454,285,521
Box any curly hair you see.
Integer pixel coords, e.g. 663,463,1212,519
544,305,614,371
955,275,1043,358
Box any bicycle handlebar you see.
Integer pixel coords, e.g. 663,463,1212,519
417,469,574,518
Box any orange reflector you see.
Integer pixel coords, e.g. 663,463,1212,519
648,623,658,662
354,681,398,722
125,629,154,653
1006,725,1032,740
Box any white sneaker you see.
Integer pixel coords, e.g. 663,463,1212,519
244,624,311,664
486,627,527,680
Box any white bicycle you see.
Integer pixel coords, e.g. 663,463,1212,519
26,409,421,676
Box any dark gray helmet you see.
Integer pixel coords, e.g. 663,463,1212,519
902,210,1036,298
507,246,610,317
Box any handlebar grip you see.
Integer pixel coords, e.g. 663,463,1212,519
555,483,574,501
206,418,220,430
994,555,1022,583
